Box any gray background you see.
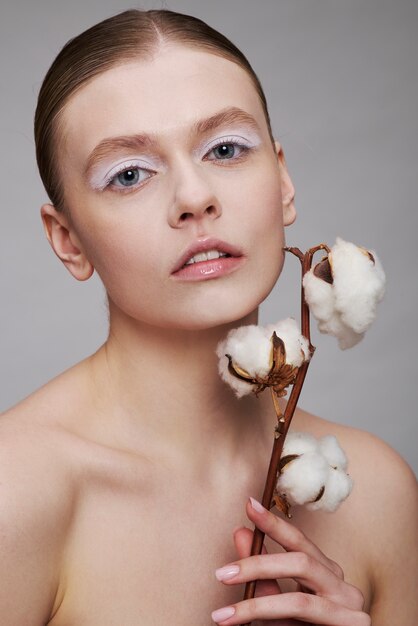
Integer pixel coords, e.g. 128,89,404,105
1,0,417,474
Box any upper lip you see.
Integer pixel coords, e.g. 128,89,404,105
171,237,243,273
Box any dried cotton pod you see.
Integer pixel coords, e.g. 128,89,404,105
303,237,386,349
216,318,310,398
275,432,353,514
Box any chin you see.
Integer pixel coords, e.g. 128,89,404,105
110,257,282,332
162,283,275,332
167,310,256,332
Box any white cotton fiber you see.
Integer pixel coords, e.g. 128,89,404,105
220,324,273,377
331,238,386,334
318,435,348,470
306,467,353,512
276,452,329,506
265,318,311,366
216,319,311,397
303,237,385,349
302,271,335,323
216,324,272,398
216,357,254,398
317,311,364,350
282,431,319,456
303,267,364,349
276,431,353,513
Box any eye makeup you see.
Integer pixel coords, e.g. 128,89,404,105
198,128,262,157
88,157,159,191
198,129,261,152
87,125,263,192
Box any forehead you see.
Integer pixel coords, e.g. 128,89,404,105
59,45,266,158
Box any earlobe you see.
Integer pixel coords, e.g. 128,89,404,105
40,203,94,281
274,141,297,227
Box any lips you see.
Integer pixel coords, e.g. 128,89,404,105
171,237,244,274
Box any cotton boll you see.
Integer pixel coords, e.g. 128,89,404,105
303,270,364,348
303,238,385,349
219,324,272,377
318,435,348,470
266,318,311,366
317,311,364,350
277,452,329,506
331,238,386,335
264,318,311,369
306,467,353,512
215,318,310,399
282,432,319,456
215,324,273,397
216,352,254,398
303,271,335,322
276,432,353,513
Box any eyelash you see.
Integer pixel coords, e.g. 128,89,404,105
102,161,154,192
104,137,254,193
204,137,252,163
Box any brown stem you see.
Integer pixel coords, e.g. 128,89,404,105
240,361,312,621
239,244,328,626
296,243,330,346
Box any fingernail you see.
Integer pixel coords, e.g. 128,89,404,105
211,606,236,622
249,496,267,513
215,564,240,581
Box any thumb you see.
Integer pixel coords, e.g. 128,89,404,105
233,526,282,597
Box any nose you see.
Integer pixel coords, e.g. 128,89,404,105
167,159,222,228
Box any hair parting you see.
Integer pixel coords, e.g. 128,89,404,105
34,8,274,214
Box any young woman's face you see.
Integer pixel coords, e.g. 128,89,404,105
51,45,295,330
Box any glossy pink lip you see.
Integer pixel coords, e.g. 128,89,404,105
171,255,246,281
171,237,244,274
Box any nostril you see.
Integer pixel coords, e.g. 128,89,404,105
176,204,218,223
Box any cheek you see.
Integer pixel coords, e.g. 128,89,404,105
240,164,286,264
66,158,287,329
232,156,284,227
73,212,162,301
248,169,287,298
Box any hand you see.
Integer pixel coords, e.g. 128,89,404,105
211,497,370,626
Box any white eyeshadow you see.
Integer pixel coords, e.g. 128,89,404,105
88,158,156,191
87,128,263,190
200,128,262,153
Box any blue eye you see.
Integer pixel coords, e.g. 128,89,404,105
106,164,153,190
206,140,249,163
212,144,237,159
116,168,141,186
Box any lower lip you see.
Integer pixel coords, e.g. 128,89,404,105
171,256,246,281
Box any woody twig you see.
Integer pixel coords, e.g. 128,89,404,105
239,244,330,626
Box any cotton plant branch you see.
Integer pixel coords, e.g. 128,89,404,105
240,244,328,612
215,239,386,626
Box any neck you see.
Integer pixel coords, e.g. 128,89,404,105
86,301,276,470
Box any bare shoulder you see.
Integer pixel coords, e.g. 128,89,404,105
0,378,83,624
294,407,418,624
293,406,417,497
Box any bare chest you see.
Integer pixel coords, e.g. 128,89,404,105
49,456,262,626
48,456,371,625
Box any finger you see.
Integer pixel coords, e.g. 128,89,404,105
211,593,371,626
215,551,354,607
233,526,265,559
246,497,344,579
232,526,282,597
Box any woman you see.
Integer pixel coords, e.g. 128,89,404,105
0,9,416,625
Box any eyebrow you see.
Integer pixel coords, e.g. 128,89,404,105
83,106,261,179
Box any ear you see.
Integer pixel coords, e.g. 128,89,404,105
274,141,296,226
40,203,94,281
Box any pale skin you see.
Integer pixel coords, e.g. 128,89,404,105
1,44,417,625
